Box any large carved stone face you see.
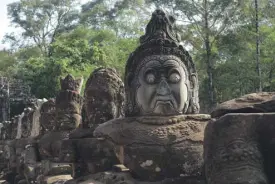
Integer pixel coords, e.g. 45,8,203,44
136,55,189,116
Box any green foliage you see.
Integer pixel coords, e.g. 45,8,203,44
80,0,149,37
3,25,138,98
14,57,60,98
0,51,18,78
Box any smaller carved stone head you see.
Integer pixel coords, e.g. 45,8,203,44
11,115,19,139
39,99,56,134
60,74,84,94
84,67,125,127
21,107,34,138
5,121,12,140
0,123,5,140
124,9,199,117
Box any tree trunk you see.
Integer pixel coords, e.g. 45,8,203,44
255,0,262,92
268,58,275,91
203,0,216,109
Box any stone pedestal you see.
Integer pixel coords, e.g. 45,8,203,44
59,137,119,177
94,114,209,181
257,113,275,183
204,113,271,183
38,132,69,161
65,170,206,184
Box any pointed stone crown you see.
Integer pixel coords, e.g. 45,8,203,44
60,74,84,93
140,9,180,44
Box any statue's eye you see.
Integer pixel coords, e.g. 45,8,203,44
145,73,156,84
169,72,181,83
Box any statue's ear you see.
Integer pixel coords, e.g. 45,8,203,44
188,73,200,114
190,73,198,90
127,72,134,87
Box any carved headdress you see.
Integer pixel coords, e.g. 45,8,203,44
125,9,199,116
60,74,83,94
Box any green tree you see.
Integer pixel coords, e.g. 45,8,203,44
4,0,80,55
80,0,149,38
13,26,138,98
0,50,17,78
176,0,243,108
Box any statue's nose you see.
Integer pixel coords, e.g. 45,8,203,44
156,80,171,96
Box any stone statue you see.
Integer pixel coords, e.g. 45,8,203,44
37,74,83,183
20,107,34,138
38,74,84,161
15,111,25,139
11,116,18,139
6,106,36,183
2,117,18,183
39,98,56,135
124,10,199,117
55,74,83,131
83,67,125,129
20,99,47,183
30,98,47,137
53,68,126,180
94,9,209,182
3,121,11,140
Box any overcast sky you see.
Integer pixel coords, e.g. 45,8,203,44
0,0,90,50
0,0,19,49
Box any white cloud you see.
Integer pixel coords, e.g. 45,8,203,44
0,0,92,50
0,0,19,49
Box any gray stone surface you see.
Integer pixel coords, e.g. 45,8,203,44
95,114,210,181
204,113,273,183
211,92,275,118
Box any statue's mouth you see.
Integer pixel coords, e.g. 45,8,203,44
155,100,173,106
152,100,177,115
146,95,178,115
154,99,175,111
154,96,175,107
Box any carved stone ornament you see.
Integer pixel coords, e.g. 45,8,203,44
60,74,83,94
205,92,275,183
204,113,268,183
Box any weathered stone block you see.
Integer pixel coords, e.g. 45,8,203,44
94,114,209,181
211,92,275,118
38,132,69,161
204,113,271,183
59,137,119,175
40,160,72,176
